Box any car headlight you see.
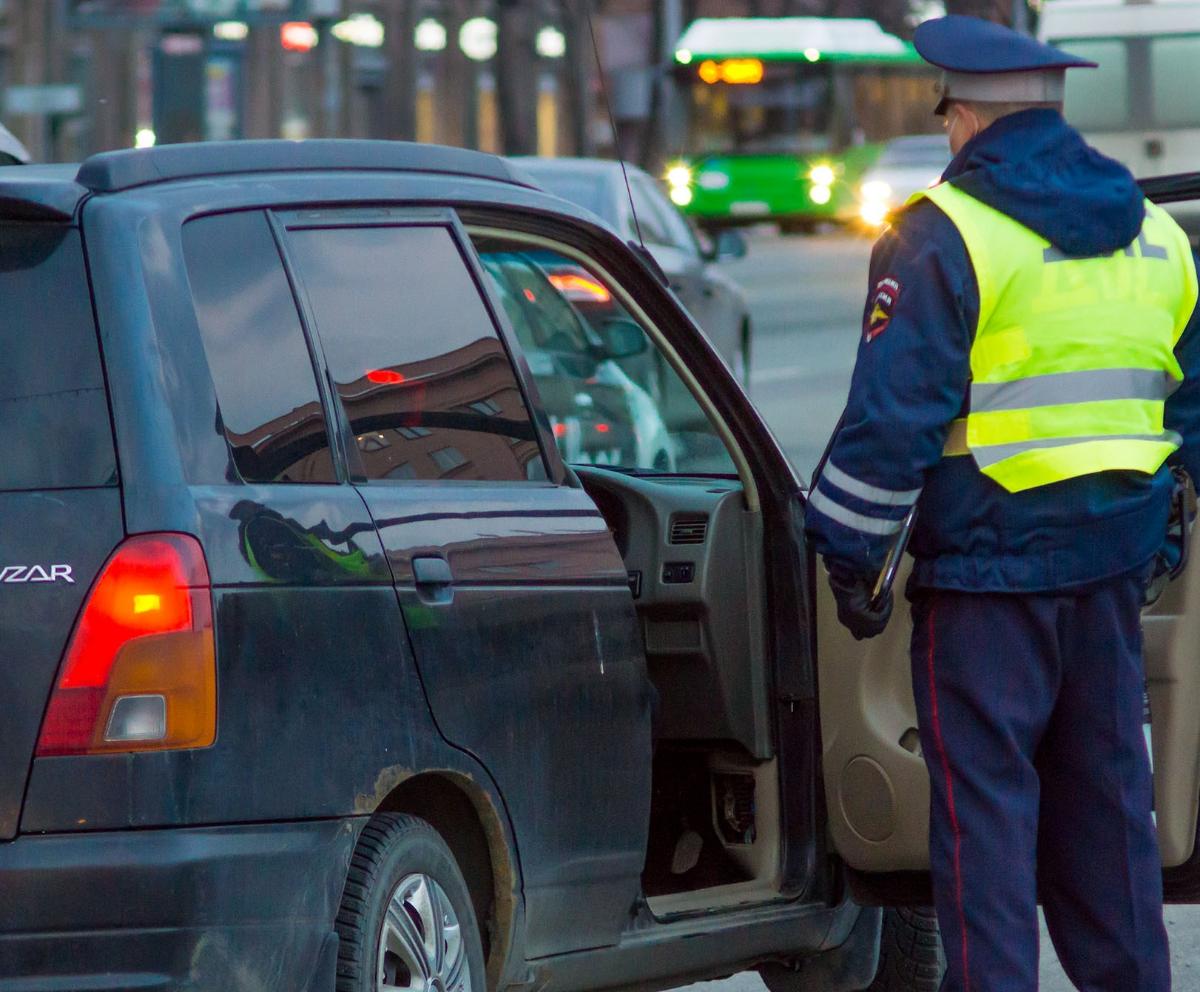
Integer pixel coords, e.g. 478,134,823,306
808,163,836,187
666,163,692,189
860,200,890,227
810,184,832,205
669,186,694,207
860,180,893,203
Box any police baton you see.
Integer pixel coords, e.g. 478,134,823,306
810,411,915,610
870,505,917,613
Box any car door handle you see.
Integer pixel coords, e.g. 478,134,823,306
412,556,454,604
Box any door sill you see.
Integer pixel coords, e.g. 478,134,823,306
646,877,786,921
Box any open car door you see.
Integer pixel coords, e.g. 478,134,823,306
818,173,1200,905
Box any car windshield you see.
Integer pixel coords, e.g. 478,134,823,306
877,136,950,168
523,170,613,223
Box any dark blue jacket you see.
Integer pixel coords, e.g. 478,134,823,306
806,109,1200,593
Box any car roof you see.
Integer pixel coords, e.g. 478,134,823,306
0,140,546,222
514,156,648,180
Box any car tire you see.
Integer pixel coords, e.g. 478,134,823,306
866,907,945,992
335,813,486,992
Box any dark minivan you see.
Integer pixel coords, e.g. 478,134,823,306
6,143,1200,992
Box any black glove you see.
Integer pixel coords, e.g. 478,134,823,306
827,562,893,640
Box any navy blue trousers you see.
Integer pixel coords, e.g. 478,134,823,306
909,577,1169,991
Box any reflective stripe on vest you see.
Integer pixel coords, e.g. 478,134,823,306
910,182,1198,493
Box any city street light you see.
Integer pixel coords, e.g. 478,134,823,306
213,21,249,42
415,18,447,52
536,26,566,59
459,17,497,62
332,13,385,48
280,21,319,52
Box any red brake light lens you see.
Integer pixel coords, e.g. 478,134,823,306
36,534,216,757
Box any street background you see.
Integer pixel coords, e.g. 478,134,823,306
671,228,1200,991
1,0,1016,168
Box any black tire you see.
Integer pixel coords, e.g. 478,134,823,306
867,907,945,992
335,813,486,992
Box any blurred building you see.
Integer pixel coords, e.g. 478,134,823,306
3,0,593,161
0,0,926,165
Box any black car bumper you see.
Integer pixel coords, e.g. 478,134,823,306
0,818,360,992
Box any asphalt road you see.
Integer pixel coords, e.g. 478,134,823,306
669,228,1200,991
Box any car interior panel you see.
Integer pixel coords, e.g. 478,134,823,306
820,531,1200,882
574,466,781,911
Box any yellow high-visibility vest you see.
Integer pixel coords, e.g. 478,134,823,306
909,182,1198,493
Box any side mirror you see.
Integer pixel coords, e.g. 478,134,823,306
714,229,748,261
596,318,648,359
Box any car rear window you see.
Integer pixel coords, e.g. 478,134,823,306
0,225,117,491
183,210,338,484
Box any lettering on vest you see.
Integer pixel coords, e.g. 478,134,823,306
1043,230,1169,264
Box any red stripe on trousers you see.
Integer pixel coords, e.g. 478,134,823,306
925,599,971,991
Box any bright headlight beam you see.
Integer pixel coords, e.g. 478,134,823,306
809,164,836,187
860,180,894,203
860,201,890,227
666,165,692,188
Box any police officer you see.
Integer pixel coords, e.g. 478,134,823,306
805,15,1200,991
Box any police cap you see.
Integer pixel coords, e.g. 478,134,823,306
914,15,1097,115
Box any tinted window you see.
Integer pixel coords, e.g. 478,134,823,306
1151,37,1200,128
183,211,337,484
284,224,546,483
473,237,737,476
0,226,116,491
1060,39,1130,131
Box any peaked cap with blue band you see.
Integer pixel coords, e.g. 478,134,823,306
914,15,1097,114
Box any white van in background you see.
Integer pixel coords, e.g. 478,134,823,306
1040,0,1200,183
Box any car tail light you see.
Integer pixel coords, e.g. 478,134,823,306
36,534,216,757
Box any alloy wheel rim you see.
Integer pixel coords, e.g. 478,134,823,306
377,873,470,992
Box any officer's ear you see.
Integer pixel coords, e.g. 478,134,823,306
945,101,985,153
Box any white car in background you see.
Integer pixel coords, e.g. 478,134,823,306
855,134,952,231
1040,0,1200,232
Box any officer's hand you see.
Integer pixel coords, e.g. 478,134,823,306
826,563,893,640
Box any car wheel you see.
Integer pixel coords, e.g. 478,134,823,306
866,907,945,992
335,813,486,992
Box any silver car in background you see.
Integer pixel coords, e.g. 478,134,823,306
855,134,951,231
516,157,755,387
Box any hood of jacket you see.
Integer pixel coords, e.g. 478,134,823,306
943,107,1144,256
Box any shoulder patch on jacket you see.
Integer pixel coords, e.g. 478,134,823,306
865,276,902,342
